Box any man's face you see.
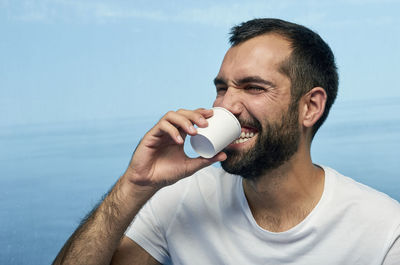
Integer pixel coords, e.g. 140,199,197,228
212,34,301,179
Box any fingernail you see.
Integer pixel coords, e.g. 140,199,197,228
189,125,197,133
199,117,207,125
176,135,184,143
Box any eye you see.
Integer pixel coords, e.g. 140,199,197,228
245,85,265,92
216,86,227,94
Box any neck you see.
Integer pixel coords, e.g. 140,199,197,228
242,147,324,232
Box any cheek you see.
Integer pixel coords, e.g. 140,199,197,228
244,100,283,127
244,100,267,117
251,96,286,118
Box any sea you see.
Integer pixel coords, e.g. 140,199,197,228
1,99,399,264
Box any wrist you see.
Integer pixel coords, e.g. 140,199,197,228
119,171,159,203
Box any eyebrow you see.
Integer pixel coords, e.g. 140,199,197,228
213,77,228,86
213,76,276,88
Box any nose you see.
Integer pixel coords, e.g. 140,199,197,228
213,87,243,116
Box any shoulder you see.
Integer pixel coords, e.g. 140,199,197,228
144,166,238,231
324,166,400,220
151,166,237,206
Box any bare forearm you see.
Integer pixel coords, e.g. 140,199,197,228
53,175,157,265
53,108,222,264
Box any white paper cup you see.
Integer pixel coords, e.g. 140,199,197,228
190,107,241,158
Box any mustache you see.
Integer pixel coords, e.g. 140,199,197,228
237,117,262,132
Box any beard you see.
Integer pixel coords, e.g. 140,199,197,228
221,102,300,180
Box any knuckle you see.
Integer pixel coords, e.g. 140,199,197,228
176,108,187,113
158,119,169,128
193,112,203,120
165,110,175,117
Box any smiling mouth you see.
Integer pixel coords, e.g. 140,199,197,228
233,127,258,144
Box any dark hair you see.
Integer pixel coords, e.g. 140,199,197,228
230,18,338,137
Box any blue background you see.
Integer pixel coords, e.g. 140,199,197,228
1,1,399,264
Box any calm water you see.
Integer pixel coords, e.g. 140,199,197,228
1,100,399,264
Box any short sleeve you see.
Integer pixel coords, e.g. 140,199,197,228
125,197,171,264
383,232,400,265
124,177,192,264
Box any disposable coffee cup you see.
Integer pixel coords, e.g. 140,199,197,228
190,107,241,158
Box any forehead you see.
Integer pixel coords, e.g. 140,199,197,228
218,34,292,81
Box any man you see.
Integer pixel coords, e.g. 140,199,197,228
53,18,400,265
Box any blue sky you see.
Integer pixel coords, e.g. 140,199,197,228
1,0,400,126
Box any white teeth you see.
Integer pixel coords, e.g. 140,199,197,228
234,138,250,144
239,131,254,139
233,131,256,144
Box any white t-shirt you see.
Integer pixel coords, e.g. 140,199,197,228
125,165,400,264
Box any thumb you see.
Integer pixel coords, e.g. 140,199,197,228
185,152,227,176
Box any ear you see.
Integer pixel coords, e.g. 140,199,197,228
300,87,327,128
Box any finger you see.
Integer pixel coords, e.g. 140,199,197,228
157,119,184,144
176,109,210,128
185,151,227,176
163,111,198,136
211,151,227,162
194,108,214,119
